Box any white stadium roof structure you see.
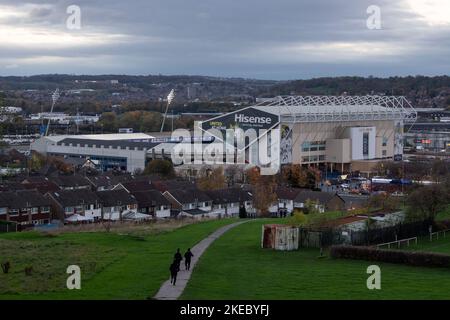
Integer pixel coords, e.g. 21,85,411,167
253,96,417,123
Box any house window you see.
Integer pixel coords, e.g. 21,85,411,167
0,207,7,214
9,209,19,216
382,150,387,156
382,137,388,147
41,206,50,213
31,207,39,214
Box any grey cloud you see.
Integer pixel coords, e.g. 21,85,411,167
0,0,449,79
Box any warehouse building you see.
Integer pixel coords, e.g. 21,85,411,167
31,133,160,172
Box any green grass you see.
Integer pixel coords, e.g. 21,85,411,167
0,218,236,300
182,219,450,300
436,206,450,221
399,235,450,254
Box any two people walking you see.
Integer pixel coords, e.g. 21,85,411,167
169,248,194,286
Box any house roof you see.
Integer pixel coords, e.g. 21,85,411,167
49,174,91,188
49,189,101,207
205,188,252,204
294,190,343,204
120,179,156,192
0,182,26,192
0,190,50,209
22,181,60,194
182,208,209,216
276,187,303,200
165,188,211,204
86,173,133,189
132,190,171,207
152,179,197,192
95,190,137,207
22,176,51,184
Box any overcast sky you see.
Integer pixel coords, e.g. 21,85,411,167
0,0,449,80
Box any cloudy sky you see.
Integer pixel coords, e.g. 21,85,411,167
0,0,449,79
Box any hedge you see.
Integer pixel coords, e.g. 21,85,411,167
330,245,450,268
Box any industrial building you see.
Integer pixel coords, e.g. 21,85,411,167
31,133,161,172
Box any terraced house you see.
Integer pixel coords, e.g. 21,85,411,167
0,190,51,227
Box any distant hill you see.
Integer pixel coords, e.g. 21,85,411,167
0,74,449,110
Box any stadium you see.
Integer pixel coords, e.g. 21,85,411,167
199,95,418,174
31,95,417,175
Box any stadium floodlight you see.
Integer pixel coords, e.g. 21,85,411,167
160,89,175,132
44,88,60,136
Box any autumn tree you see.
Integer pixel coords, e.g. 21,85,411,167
197,167,226,191
367,193,400,212
143,159,175,178
246,167,277,217
99,112,117,132
406,185,449,222
281,164,318,189
28,152,46,172
47,156,73,174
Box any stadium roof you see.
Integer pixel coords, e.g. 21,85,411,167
253,95,417,123
44,133,154,143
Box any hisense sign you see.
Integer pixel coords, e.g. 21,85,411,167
234,113,272,125
201,107,279,132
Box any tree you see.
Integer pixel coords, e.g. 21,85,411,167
225,165,242,186
197,167,226,191
28,152,46,172
406,185,449,222
246,167,277,217
431,159,449,182
281,164,318,189
99,112,117,132
368,194,400,212
143,159,175,178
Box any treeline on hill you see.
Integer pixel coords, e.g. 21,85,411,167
0,74,276,91
265,76,450,109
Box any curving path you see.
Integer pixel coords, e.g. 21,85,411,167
154,220,247,300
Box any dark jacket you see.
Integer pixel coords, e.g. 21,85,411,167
184,251,194,261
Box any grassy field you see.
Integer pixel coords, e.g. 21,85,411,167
0,218,236,300
400,234,450,254
182,219,450,300
436,206,450,221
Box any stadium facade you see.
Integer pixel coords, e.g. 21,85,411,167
31,96,417,175
199,96,417,173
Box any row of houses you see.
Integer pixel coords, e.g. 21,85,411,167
0,170,347,228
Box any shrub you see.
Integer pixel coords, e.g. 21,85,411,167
1,261,10,274
24,266,33,276
288,210,307,227
330,245,450,268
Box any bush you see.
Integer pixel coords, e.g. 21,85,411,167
288,210,307,227
1,261,10,274
330,245,450,268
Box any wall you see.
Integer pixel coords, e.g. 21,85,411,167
289,120,396,165
31,137,147,172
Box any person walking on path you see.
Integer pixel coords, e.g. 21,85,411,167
169,261,179,286
174,248,183,268
184,248,194,271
